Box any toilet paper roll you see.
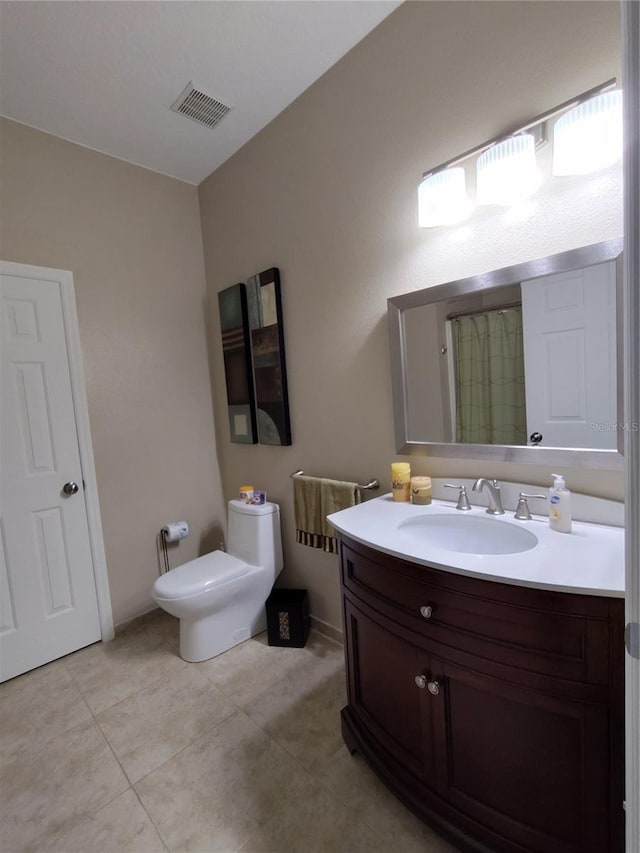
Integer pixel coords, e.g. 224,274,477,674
162,521,189,542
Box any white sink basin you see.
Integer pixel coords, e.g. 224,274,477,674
327,496,624,596
398,513,539,555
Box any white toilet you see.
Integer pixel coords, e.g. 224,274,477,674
152,500,283,662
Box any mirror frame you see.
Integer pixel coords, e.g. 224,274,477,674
388,237,624,469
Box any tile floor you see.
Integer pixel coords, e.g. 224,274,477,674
0,610,457,853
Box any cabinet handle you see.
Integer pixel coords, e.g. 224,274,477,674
414,675,427,689
427,680,440,696
419,605,433,619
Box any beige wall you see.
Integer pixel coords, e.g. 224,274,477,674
0,118,224,625
199,1,623,631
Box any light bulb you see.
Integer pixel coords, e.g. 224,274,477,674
418,168,472,228
476,134,541,206
552,89,623,176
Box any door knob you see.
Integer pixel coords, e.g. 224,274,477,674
419,605,433,619
427,680,440,696
62,481,79,496
415,675,427,689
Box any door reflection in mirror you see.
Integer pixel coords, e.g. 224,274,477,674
401,251,619,452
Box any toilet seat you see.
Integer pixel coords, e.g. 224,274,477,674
153,551,249,601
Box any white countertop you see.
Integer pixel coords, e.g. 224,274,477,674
327,495,624,598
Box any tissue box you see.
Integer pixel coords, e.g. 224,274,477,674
265,589,310,647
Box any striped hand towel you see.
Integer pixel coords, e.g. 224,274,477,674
294,475,360,554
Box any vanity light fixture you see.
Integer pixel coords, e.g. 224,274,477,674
417,78,619,228
552,89,623,176
476,133,541,206
418,167,472,227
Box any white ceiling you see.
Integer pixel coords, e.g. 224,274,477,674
0,1,400,185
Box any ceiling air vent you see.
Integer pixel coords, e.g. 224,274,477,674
171,82,231,129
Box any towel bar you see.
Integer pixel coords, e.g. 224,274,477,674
290,469,380,492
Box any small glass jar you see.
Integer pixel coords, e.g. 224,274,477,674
391,463,411,502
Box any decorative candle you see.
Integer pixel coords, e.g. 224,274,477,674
411,476,432,505
239,485,254,503
391,462,411,502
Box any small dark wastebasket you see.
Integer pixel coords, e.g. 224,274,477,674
266,588,310,647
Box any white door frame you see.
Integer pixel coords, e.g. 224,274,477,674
1,260,114,642
623,1,640,848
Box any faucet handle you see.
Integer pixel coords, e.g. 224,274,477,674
444,483,472,511
514,492,547,521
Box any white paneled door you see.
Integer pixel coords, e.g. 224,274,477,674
521,260,617,450
1,270,102,682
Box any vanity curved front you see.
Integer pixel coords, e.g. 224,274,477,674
331,500,624,853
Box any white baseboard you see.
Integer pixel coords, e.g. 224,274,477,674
115,606,345,648
310,614,343,645
114,605,160,637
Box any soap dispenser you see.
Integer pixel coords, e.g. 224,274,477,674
548,473,572,533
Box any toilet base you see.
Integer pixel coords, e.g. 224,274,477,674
179,606,267,662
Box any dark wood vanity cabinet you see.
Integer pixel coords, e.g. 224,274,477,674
339,536,625,853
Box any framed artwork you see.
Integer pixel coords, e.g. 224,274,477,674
218,282,257,444
246,267,292,446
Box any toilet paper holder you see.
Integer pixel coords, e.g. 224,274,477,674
162,521,189,542
159,521,189,575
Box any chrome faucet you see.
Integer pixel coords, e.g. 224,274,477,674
444,483,472,511
514,492,547,520
472,478,504,515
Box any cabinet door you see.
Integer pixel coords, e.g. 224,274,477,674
343,597,434,782
430,656,613,853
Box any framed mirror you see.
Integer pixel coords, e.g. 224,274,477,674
246,267,292,446
388,238,624,469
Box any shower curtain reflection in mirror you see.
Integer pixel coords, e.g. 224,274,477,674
451,306,526,445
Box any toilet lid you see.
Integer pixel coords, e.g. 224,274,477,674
153,551,249,600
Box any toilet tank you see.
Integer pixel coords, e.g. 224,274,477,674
227,500,283,580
